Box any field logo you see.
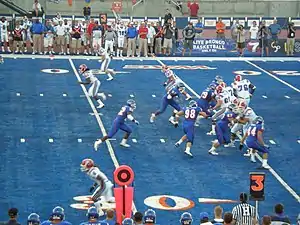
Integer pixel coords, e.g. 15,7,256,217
123,65,217,70
234,70,261,76
271,41,281,53
144,195,195,211
41,69,69,74
271,71,300,76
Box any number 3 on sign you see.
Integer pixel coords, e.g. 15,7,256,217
249,172,265,201
251,175,264,191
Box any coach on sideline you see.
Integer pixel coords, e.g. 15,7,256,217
31,19,44,54
0,208,21,225
232,192,258,225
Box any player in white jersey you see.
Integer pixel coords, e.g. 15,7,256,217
21,17,33,52
0,17,11,52
161,65,178,91
207,85,231,135
232,75,256,105
99,47,115,81
226,100,257,148
92,22,103,56
81,20,90,55
78,64,106,108
116,22,126,57
63,19,71,55
80,159,114,215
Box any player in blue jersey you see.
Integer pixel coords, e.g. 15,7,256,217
180,212,193,225
27,213,40,225
80,207,107,225
208,104,239,155
150,82,190,123
239,116,270,169
94,99,139,150
41,206,72,225
122,218,134,225
174,100,208,157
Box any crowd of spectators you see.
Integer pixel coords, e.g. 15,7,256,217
1,193,299,225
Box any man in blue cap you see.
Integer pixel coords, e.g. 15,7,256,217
200,212,213,225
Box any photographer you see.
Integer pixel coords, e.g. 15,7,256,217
258,21,269,56
287,22,296,56
162,19,174,56
182,21,195,56
236,25,245,56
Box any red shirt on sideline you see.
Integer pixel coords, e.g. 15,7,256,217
87,22,95,35
189,2,199,17
139,26,148,39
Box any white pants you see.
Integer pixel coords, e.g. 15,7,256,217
88,80,100,97
44,36,54,47
118,37,125,48
1,33,8,42
105,40,114,53
101,57,111,72
82,33,88,46
93,38,102,49
238,97,250,106
91,180,114,202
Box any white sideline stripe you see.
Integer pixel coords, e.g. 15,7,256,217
255,153,300,203
246,60,300,93
269,140,276,145
68,59,138,213
156,58,300,204
285,95,291,99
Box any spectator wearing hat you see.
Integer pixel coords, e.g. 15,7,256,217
262,215,271,225
126,22,137,57
133,211,143,225
232,193,258,225
182,21,195,56
101,209,115,225
0,208,21,225
224,212,233,225
200,212,213,225
211,205,224,224
270,204,290,225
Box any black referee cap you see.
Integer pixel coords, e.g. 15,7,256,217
239,192,248,203
8,208,18,217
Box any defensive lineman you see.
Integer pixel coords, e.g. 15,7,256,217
78,64,106,108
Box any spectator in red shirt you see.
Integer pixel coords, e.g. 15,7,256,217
189,0,199,17
138,22,148,57
87,18,95,50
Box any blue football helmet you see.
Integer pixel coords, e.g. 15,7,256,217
254,116,264,125
127,99,136,110
208,82,217,90
177,82,185,93
144,209,156,224
87,206,99,220
214,75,223,84
188,100,197,108
122,218,134,225
180,212,193,225
27,213,40,225
51,206,65,220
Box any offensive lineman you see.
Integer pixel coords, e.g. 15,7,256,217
80,159,115,215
78,64,106,108
232,74,256,105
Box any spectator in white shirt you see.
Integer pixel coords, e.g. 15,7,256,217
32,0,42,17
147,22,156,54
53,12,63,26
249,21,259,40
55,20,66,54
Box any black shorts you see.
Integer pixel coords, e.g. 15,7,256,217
259,39,269,48
237,42,245,49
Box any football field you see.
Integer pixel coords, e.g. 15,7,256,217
0,55,299,224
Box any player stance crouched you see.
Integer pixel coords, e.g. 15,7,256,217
41,206,72,225
79,207,101,225
208,104,239,155
174,100,208,157
78,64,106,109
94,99,139,150
81,159,115,215
239,116,270,169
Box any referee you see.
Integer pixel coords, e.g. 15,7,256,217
232,192,258,225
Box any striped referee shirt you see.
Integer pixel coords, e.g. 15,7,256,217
232,203,258,225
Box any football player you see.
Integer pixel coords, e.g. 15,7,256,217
116,21,126,57
207,85,231,135
144,209,156,225
79,207,102,225
174,100,208,157
208,104,239,155
240,116,270,169
21,16,33,53
150,82,187,123
99,47,116,81
180,212,193,225
122,218,134,225
94,99,139,149
232,75,256,105
161,65,178,91
41,206,72,225
0,17,11,52
27,213,40,225
78,64,106,109
80,159,115,215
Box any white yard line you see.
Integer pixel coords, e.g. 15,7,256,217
69,58,138,213
245,60,300,93
156,58,300,204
